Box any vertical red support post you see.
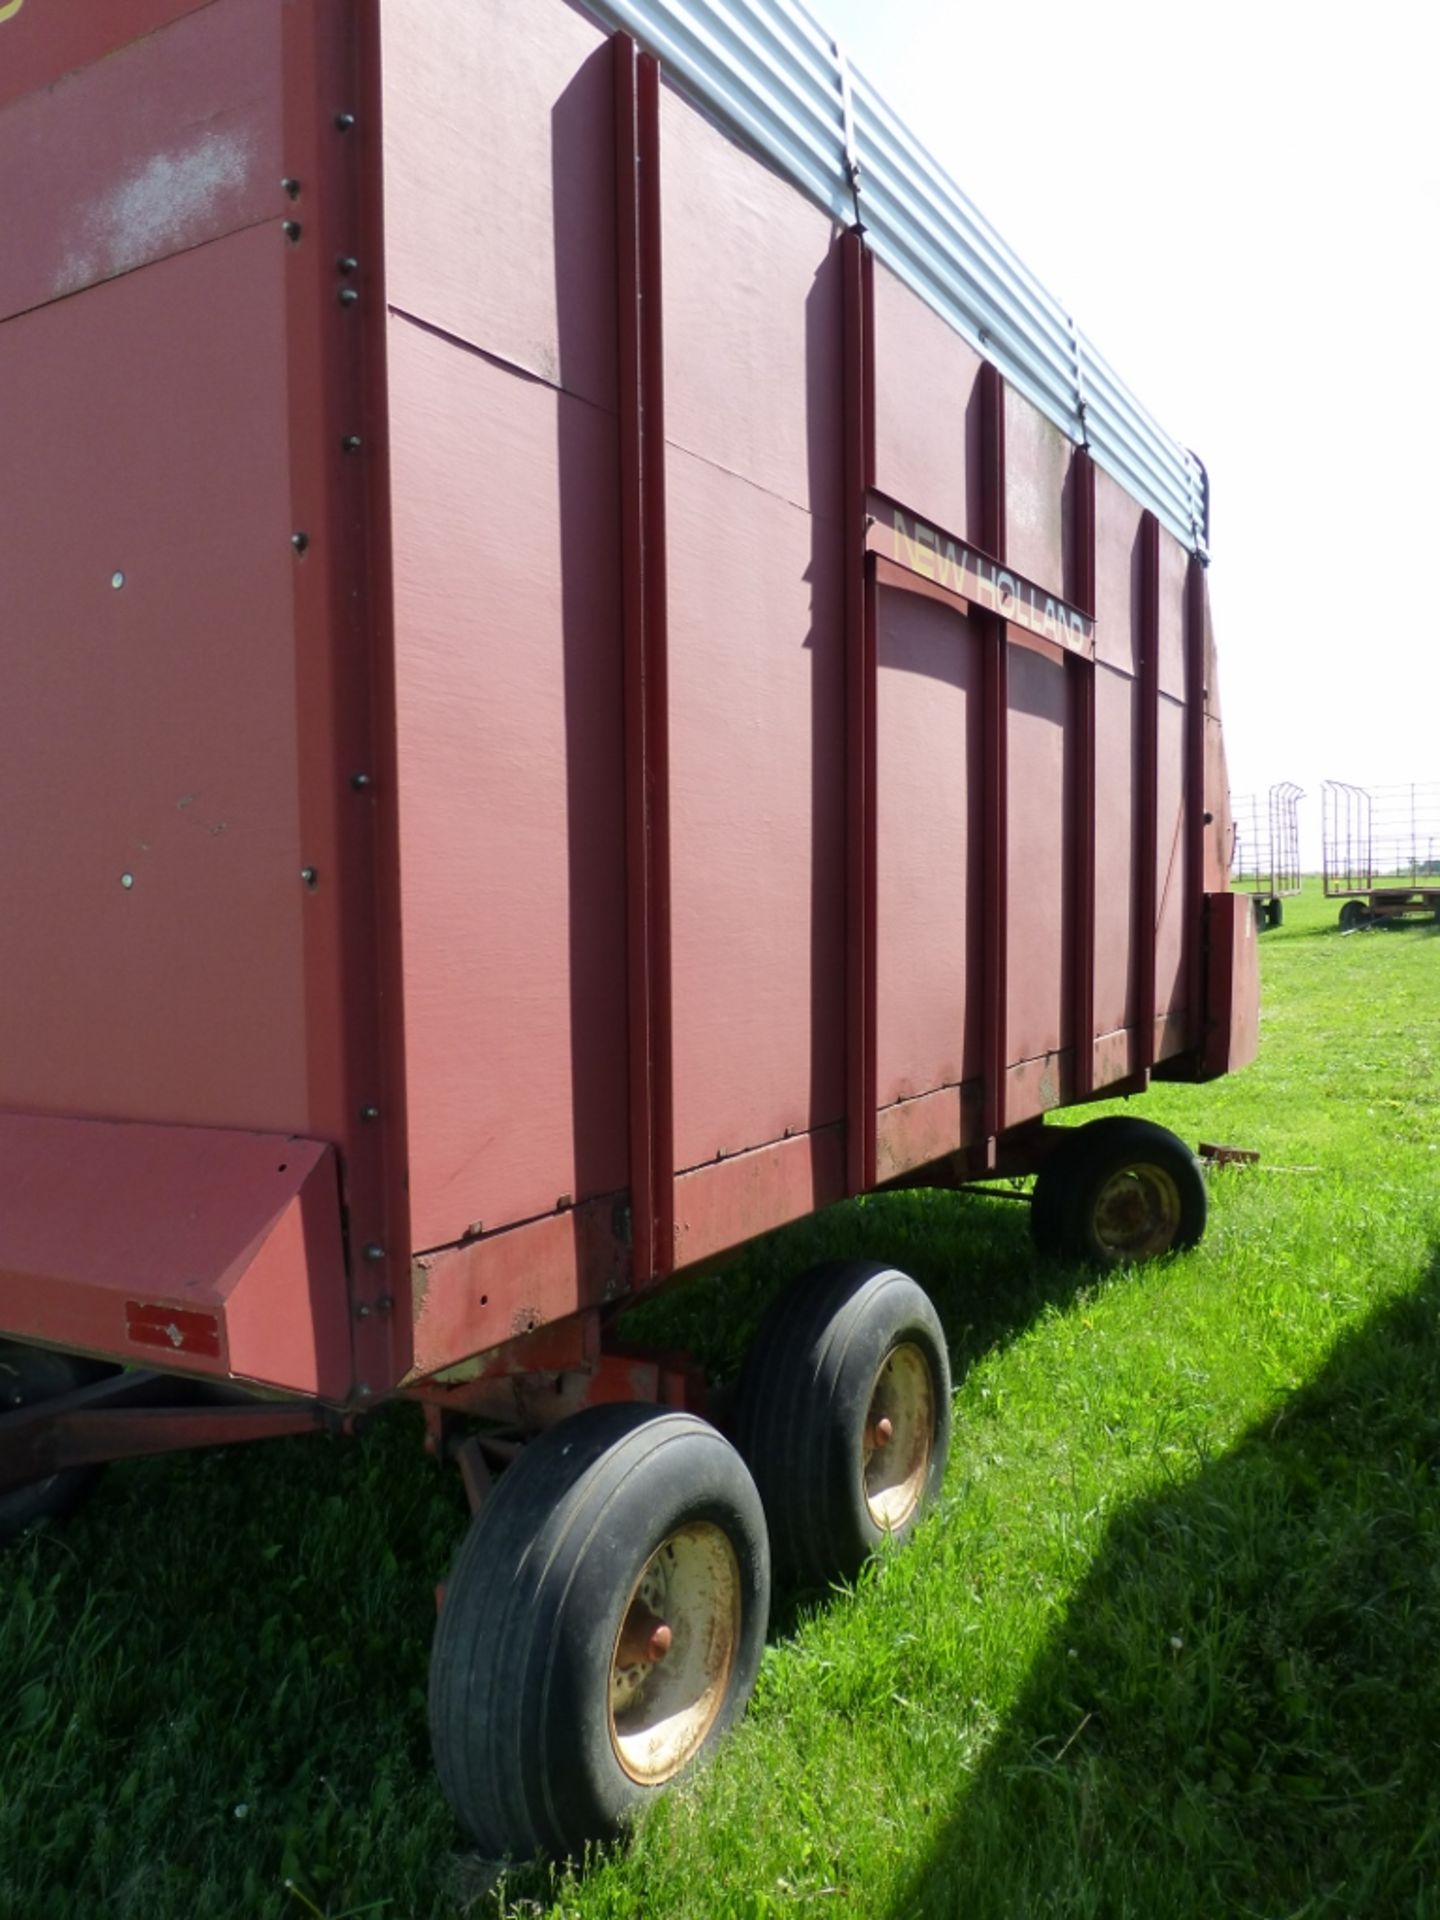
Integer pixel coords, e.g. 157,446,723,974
979,365,1008,1151
615,37,674,1279
842,229,877,1196
1183,556,1208,1055
1069,450,1097,1101
1135,513,1161,1080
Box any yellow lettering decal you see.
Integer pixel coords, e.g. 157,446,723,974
892,508,921,574
0,0,25,25
913,521,938,579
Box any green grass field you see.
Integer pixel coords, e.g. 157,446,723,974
3,880,1437,1919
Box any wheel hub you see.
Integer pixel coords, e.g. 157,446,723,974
608,1522,740,1786
1091,1162,1182,1260
861,1343,935,1532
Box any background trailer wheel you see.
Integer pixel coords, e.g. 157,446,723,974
733,1262,952,1589
429,1404,769,1860
1030,1117,1207,1267
0,1343,103,1546
1338,899,1371,930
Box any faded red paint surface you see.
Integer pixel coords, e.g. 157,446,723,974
0,1117,348,1398
0,0,1254,1403
0,0,282,323
0,0,212,111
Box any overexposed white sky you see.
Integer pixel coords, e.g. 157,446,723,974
816,0,1439,862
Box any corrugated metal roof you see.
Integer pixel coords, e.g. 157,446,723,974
587,0,1208,556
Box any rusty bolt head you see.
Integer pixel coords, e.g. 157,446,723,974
874,1416,894,1447
649,1623,673,1660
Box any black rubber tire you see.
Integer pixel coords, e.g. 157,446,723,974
0,1344,101,1547
1029,1116,1206,1267
429,1404,769,1861
1339,899,1369,931
1265,897,1284,930
732,1262,952,1589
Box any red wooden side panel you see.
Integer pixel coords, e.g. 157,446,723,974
1006,645,1070,1069
1155,692,1189,1038
0,0,280,324
1155,520,1193,1044
379,0,617,411
660,89,848,1173
385,322,629,1252
875,590,983,1107
0,228,313,1130
379,0,630,1253
871,260,984,543
1203,891,1260,1078
0,0,212,110
1093,465,1143,676
1157,525,1189,701
1093,664,1139,1040
667,454,847,1168
661,96,843,519
1004,386,1072,596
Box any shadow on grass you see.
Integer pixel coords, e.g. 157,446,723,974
619,1184,1082,1392
885,1247,1440,1920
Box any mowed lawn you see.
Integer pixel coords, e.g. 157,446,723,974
3,880,1437,1919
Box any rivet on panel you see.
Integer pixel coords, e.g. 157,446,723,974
340,434,363,453
338,287,360,307
337,256,358,275
300,866,319,889
363,1243,386,1263
360,1104,380,1122
334,111,357,131
350,771,372,790
120,873,135,890
111,571,125,589
283,220,302,244
282,177,301,199
292,531,310,554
